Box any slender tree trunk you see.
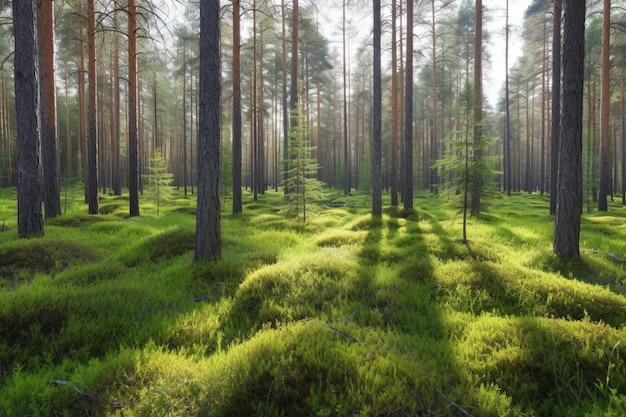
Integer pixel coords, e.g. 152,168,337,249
232,0,243,212
471,0,482,216
540,20,547,196
372,0,382,217
431,0,438,193
598,0,611,211
554,0,586,261
112,12,121,196
128,0,139,216
195,0,221,262
37,0,61,218
390,0,399,206
504,0,512,197
281,0,289,195
86,0,99,214
342,0,350,195
404,0,414,210
14,0,44,237
550,0,562,214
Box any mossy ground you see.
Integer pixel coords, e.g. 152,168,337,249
0,188,625,416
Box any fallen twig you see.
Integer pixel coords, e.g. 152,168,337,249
50,379,93,398
442,394,474,417
583,249,626,264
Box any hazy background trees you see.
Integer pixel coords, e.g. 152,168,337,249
3,0,626,252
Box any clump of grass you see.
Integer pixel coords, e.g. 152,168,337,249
0,240,99,285
118,227,194,267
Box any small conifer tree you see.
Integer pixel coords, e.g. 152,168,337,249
435,81,496,243
144,149,173,216
283,105,325,222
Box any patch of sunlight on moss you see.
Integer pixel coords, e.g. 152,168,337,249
314,229,367,248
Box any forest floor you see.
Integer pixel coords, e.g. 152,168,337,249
1,187,626,416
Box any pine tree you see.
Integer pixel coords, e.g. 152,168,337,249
284,106,325,223
436,82,495,243
143,150,174,216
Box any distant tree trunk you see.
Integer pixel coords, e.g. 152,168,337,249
195,0,221,262
281,0,289,195
37,0,61,219
471,0,482,217
86,0,98,214
128,0,139,217
372,0,382,218
504,0,512,197
112,16,122,196
622,78,626,205
342,0,350,195
431,0,438,193
390,0,399,206
550,0,562,214
78,0,87,203
598,0,611,211
14,0,44,237
404,0,414,210
554,0,586,261
232,0,243,213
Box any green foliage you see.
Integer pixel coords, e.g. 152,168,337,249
143,149,174,216
1,190,626,416
283,106,326,222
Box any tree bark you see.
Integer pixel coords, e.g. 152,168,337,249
390,0,399,206
86,0,98,214
195,0,221,262
554,0,586,261
128,0,139,217
471,0,482,217
598,0,611,211
404,0,414,210
232,0,243,213
14,0,44,237
550,0,562,214
37,0,61,219
372,0,382,217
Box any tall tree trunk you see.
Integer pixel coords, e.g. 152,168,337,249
504,0,512,197
78,0,87,203
390,0,399,206
404,0,414,210
14,0,44,237
281,0,289,195
540,20,547,196
431,0,438,193
128,0,139,216
112,12,121,196
471,0,482,216
550,0,562,214
195,0,221,262
342,0,350,195
86,0,99,214
598,0,611,211
372,0,382,217
37,0,61,218
232,0,243,213
554,0,586,261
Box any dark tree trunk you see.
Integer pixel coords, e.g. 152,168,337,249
598,0,611,211
403,0,414,210
390,0,399,206
232,0,243,213
471,0,482,217
195,0,221,262
554,0,586,261
86,0,98,214
128,0,139,217
14,0,44,237
37,0,61,219
372,0,382,217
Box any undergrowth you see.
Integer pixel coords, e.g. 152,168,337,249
0,189,625,416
